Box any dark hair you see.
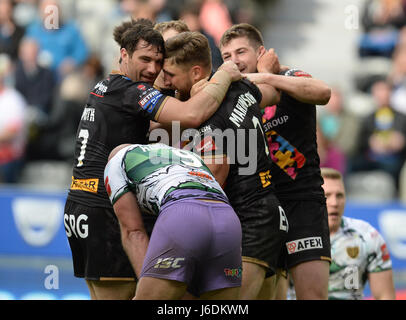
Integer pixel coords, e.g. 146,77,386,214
165,31,212,71
113,18,165,59
220,23,264,50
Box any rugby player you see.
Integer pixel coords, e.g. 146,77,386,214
163,31,289,299
104,143,242,299
219,23,332,299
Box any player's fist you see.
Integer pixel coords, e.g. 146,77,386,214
218,60,242,82
257,48,280,75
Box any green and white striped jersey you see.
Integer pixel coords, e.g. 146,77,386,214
328,216,392,300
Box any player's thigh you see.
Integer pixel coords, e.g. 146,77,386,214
290,260,329,300
257,271,289,300
86,280,137,300
237,193,287,279
135,277,187,300
239,261,266,300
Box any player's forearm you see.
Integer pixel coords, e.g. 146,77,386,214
370,270,396,300
122,229,149,278
157,69,233,128
246,73,331,105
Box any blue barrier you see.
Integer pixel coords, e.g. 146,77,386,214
0,186,405,270
0,186,405,299
0,186,71,257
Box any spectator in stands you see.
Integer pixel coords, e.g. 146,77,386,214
14,37,56,161
15,37,55,125
389,41,406,115
49,54,105,162
27,54,105,162
359,0,406,58
0,53,27,183
348,79,406,192
199,0,232,45
317,123,347,175
0,0,25,61
25,0,89,79
179,1,223,70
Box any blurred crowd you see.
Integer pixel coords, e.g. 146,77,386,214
0,0,267,184
317,0,406,200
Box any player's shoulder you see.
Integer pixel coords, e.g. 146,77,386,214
343,216,379,236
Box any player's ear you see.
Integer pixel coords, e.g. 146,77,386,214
190,65,204,83
120,47,128,64
257,45,266,59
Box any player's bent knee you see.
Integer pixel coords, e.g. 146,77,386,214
135,277,187,300
86,279,136,300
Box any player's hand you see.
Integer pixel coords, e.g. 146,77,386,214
257,48,280,74
218,60,242,82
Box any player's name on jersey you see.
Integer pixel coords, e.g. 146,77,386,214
149,122,261,175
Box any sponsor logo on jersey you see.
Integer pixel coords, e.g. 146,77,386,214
381,244,390,261
195,135,217,153
92,81,108,97
138,89,163,113
70,177,99,193
259,170,272,188
188,171,213,180
265,130,306,180
346,246,360,259
104,176,112,197
263,115,289,131
286,237,323,254
224,267,242,278
284,69,312,78
262,105,277,121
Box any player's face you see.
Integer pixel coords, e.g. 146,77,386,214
220,36,262,73
323,177,346,234
163,60,194,101
123,40,163,84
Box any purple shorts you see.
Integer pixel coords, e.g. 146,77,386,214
140,198,242,297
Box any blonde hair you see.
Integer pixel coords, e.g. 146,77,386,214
154,20,190,35
320,167,343,181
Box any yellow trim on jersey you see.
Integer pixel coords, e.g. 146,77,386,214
154,96,170,121
70,177,99,193
242,256,270,269
99,277,136,281
321,256,332,263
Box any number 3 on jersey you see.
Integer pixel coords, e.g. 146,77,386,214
77,129,89,167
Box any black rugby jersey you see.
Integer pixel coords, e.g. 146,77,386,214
186,79,275,208
67,73,169,208
262,69,324,201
